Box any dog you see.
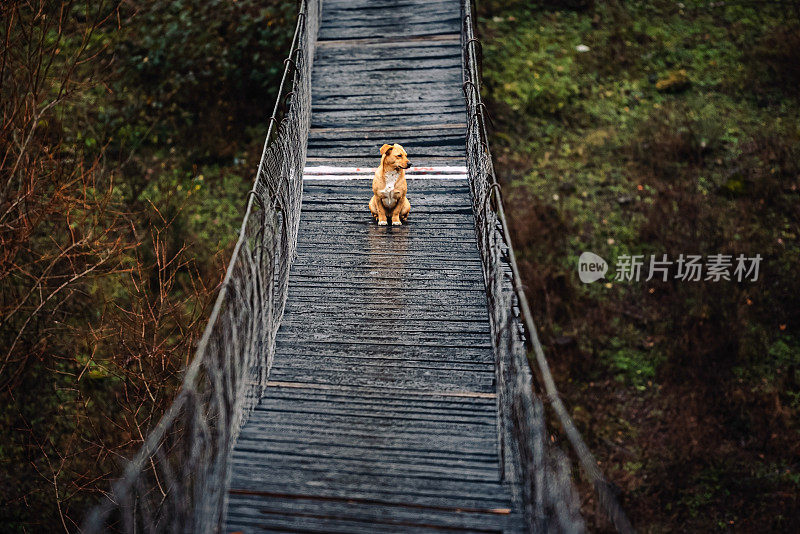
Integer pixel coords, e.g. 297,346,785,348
369,143,412,226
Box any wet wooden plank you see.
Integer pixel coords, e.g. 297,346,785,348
266,368,494,393
307,135,465,152
229,467,511,501
319,23,460,42
312,115,464,129
236,423,498,453
248,402,496,427
272,342,495,363
270,354,495,375
225,493,522,534
225,493,517,530
282,304,490,319
256,391,497,414
235,428,499,463
275,330,492,348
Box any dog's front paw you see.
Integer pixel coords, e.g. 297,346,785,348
392,220,402,226
378,220,388,226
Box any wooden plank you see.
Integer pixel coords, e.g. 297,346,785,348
269,357,493,374
271,343,494,363
307,135,465,149
225,501,518,534
258,389,497,411
307,125,464,138
281,304,489,318
311,116,464,129
270,366,494,391
281,304,488,319
289,247,482,260
275,330,492,347
236,423,499,450
322,0,457,9
306,145,466,158
237,422,498,451
225,494,520,532
288,269,483,281
292,247,481,258
236,425,498,455
316,33,460,48
294,229,477,240
251,399,496,425
311,83,461,98
313,59,461,73
225,493,517,528
267,368,494,393
316,46,461,62
233,436,497,462
319,25,460,42
262,381,497,400
230,452,499,483
228,470,511,504
279,313,490,329
288,257,483,270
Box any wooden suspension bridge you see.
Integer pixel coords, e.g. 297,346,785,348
224,0,524,531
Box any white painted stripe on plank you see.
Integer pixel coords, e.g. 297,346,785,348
304,165,467,175
303,174,468,181
304,166,468,180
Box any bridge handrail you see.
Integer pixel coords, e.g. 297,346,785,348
82,1,320,531
460,1,635,532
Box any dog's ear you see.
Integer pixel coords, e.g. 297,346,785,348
380,144,393,155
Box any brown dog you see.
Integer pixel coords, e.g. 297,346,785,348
368,143,412,226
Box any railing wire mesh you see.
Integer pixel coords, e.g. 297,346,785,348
82,1,320,531
461,1,635,532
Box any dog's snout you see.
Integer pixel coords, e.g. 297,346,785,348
406,162,413,168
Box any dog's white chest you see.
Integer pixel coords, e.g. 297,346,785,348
381,170,400,208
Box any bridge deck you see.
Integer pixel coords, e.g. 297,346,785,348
225,0,523,531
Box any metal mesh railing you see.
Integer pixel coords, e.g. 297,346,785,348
461,1,635,532
82,1,320,531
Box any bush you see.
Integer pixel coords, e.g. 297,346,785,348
480,0,800,529
111,0,295,159
0,0,295,529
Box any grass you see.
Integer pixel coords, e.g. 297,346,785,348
478,0,800,531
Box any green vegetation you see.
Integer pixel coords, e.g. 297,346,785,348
0,0,294,529
478,0,799,530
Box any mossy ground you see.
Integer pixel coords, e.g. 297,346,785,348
478,1,799,531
